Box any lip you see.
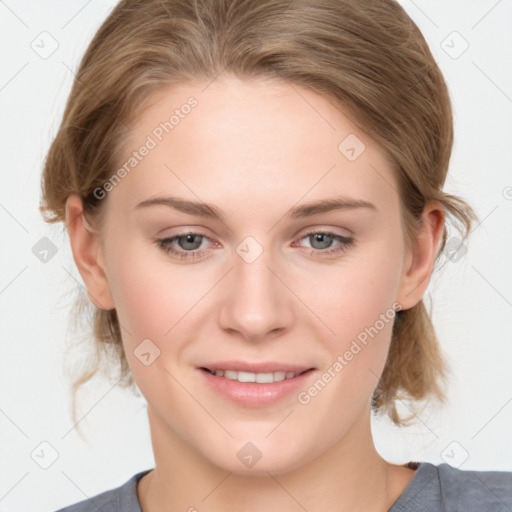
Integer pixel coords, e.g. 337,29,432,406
197,361,316,408
198,360,314,374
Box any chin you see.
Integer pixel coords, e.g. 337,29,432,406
202,436,311,477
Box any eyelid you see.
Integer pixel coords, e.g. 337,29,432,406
155,225,352,246
296,225,353,239
155,226,354,261
292,229,354,254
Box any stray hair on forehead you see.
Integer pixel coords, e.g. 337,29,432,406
40,0,478,436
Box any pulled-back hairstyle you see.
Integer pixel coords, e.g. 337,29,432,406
40,0,477,430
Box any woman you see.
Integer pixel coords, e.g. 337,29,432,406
40,0,512,510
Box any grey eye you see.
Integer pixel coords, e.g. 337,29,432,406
308,233,335,250
176,234,204,250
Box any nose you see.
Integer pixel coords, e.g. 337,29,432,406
216,244,295,343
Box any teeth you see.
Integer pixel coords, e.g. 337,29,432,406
211,369,303,383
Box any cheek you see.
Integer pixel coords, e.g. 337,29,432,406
306,249,401,338
106,238,203,337
109,263,170,338
105,249,194,395
303,239,402,382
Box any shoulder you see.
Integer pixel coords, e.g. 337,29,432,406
53,469,152,512
436,462,512,508
391,462,512,511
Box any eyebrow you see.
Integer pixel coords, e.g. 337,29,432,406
134,195,377,221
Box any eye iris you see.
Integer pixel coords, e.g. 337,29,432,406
309,233,333,250
178,234,203,250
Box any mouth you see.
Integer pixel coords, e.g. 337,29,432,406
199,367,312,384
197,363,317,407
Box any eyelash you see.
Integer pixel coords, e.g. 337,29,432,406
155,229,354,261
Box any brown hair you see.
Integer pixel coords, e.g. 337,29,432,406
40,0,478,431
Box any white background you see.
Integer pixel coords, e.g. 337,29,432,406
0,1,511,510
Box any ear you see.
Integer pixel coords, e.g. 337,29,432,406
396,200,445,311
65,194,115,310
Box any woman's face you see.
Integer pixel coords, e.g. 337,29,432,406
78,75,435,475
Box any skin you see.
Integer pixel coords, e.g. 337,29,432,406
65,74,444,511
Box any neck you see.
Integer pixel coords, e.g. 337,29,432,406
137,405,414,512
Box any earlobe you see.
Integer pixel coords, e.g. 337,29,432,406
396,202,445,310
65,194,115,311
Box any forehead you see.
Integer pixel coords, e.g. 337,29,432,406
111,75,399,216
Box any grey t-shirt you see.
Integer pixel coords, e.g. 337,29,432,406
54,462,512,511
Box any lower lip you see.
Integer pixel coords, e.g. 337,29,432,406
198,368,316,408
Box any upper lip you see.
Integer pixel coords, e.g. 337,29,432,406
198,361,315,374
